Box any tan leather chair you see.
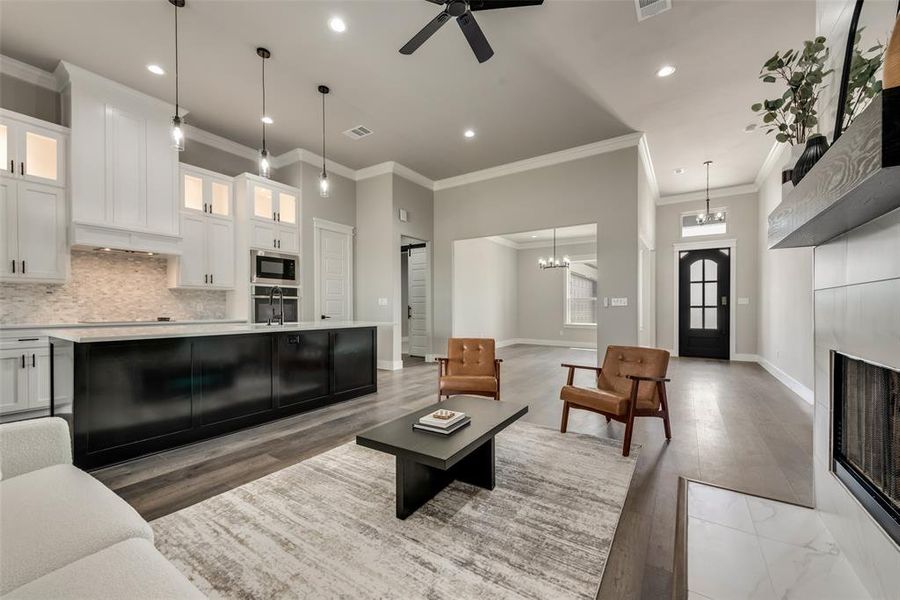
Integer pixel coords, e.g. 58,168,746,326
437,338,502,400
559,345,671,456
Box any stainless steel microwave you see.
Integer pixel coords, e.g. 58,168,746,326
251,250,299,286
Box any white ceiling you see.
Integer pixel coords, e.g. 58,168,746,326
496,223,596,246
0,0,813,194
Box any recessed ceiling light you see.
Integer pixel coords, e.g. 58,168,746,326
656,65,676,78
147,64,165,75
329,17,346,33
531,235,538,238
674,168,686,174
261,116,273,125
464,129,475,139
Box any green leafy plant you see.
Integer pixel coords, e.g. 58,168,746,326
750,36,833,145
842,28,885,131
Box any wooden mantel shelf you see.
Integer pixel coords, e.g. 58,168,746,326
768,91,900,249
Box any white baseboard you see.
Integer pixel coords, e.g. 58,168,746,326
424,353,438,363
756,355,815,405
733,353,759,362
377,360,403,371
505,338,598,349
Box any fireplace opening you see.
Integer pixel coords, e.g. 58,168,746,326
832,352,900,545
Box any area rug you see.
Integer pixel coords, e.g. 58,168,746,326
152,422,638,600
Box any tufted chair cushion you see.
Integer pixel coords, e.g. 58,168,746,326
597,345,670,409
446,338,496,377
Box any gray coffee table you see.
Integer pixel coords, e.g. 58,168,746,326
356,396,528,519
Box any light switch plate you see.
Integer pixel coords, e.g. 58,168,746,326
378,298,388,306
611,297,628,307
738,297,750,305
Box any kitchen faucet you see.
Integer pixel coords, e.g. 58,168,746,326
267,286,285,326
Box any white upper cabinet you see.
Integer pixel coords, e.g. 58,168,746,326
168,165,235,290
0,110,67,188
56,62,179,254
250,180,298,227
237,174,300,253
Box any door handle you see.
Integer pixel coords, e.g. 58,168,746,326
321,314,331,319
721,296,727,306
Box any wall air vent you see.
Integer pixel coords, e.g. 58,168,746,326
343,125,373,140
635,0,671,21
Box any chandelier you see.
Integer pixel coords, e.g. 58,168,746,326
696,160,726,225
537,229,570,270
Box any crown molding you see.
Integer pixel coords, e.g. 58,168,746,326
754,141,789,187
183,125,259,162
637,134,660,201
0,54,60,91
485,236,520,249
484,235,597,251
432,132,644,192
356,161,434,190
658,183,758,205
271,149,356,180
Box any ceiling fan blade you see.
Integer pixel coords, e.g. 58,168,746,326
425,0,448,4
469,0,543,11
400,11,452,55
457,11,494,63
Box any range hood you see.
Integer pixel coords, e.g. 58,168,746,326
768,90,900,249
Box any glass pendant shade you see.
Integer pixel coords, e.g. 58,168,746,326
319,171,330,198
258,148,271,179
171,116,184,151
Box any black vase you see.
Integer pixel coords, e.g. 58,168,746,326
791,134,830,186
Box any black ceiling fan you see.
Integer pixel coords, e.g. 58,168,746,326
400,0,543,64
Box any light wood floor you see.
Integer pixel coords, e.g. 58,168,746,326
93,344,813,600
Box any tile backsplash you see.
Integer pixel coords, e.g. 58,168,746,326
0,250,228,325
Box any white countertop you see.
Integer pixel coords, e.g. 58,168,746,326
1,319,246,332
45,321,391,343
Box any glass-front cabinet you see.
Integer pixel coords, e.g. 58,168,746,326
0,110,67,188
180,164,232,217
251,181,297,225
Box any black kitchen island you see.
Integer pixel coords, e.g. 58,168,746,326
50,322,379,469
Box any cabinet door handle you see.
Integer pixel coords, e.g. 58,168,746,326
273,211,276,221
204,274,208,284
11,260,15,273
277,240,281,249
9,160,13,172
210,273,214,285
21,354,25,369
21,260,25,274
32,353,35,368
277,212,280,222
273,238,277,248
20,162,24,176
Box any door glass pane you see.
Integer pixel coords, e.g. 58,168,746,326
690,308,703,329
704,308,718,330
183,174,203,211
703,259,717,281
279,192,296,224
210,181,229,216
690,260,703,282
254,186,273,219
0,125,7,171
25,132,58,181
704,282,718,306
690,283,702,306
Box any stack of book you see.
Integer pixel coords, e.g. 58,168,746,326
412,409,471,435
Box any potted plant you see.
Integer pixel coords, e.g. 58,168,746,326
750,36,833,185
841,28,885,132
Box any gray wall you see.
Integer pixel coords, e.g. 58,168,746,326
356,173,395,363
756,157,814,388
274,161,356,322
1,74,60,124
181,140,257,177
655,192,758,356
452,237,518,342
433,148,640,355
516,241,598,346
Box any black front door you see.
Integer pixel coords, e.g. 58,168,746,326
679,248,730,359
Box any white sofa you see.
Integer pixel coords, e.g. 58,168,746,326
0,418,205,599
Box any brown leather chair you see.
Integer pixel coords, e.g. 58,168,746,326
437,338,502,400
559,345,671,456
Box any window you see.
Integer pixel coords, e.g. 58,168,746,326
681,210,727,238
686,256,720,330
565,260,598,326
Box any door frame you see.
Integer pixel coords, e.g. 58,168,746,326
313,217,354,321
672,238,736,359
404,240,432,360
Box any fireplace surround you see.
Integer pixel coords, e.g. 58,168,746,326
832,352,900,546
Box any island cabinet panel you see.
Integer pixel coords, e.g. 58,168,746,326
195,334,274,426
277,331,330,407
74,339,193,460
66,327,376,469
332,328,377,397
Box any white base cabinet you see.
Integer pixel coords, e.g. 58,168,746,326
0,338,73,418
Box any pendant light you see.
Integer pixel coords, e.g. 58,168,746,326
696,160,725,225
256,47,272,178
169,0,185,151
538,229,571,270
318,84,330,198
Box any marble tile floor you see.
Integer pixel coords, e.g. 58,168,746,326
686,481,871,600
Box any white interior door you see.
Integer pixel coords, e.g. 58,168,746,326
408,246,428,357
318,226,351,321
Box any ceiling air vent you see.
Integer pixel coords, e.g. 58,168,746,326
343,125,373,140
635,0,671,21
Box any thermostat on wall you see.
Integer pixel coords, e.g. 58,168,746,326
398,208,409,223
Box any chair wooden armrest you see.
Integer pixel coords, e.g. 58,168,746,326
625,374,671,383
561,363,602,386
